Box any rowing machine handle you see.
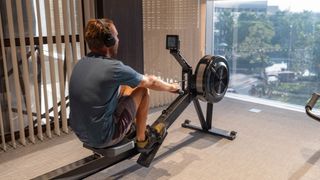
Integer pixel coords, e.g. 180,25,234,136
170,88,184,95
177,89,184,95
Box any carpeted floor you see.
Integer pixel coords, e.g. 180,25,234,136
1,96,320,180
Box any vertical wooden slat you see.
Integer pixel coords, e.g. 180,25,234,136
44,0,60,136
0,5,16,148
89,0,95,18
0,11,7,149
62,0,72,81
70,0,79,65
26,0,43,140
83,0,91,53
16,0,35,143
0,13,5,151
77,0,85,57
53,0,67,133
83,0,90,42
88,0,95,49
35,0,51,138
0,102,6,151
6,0,26,145
62,0,72,133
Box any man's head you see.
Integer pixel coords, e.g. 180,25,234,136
85,18,119,57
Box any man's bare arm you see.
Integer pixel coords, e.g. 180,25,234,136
138,75,179,93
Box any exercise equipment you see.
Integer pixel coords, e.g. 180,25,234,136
34,35,236,180
305,92,320,122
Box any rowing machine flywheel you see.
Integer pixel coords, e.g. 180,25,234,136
195,55,229,103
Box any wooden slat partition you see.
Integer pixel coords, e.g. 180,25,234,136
0,0,95,151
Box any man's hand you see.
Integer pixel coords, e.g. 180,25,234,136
169,83,181,94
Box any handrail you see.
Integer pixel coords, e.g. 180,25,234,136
305,92,320,122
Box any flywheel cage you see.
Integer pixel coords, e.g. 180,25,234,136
194,55,229,103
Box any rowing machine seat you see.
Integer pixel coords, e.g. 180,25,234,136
83,138,135,157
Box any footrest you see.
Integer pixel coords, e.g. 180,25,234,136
83,139,135,157
137,132,168,167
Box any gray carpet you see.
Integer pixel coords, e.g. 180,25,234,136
86,97,320,180
1,97,320,180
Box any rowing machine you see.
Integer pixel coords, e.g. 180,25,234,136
34,35,236,179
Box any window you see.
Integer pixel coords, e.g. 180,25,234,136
207,0,320,107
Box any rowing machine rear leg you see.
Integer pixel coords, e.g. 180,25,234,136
181,101,237,140
182,119,237,140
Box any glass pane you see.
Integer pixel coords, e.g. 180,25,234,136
207,0,320,107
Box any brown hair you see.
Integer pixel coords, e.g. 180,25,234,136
84,18,114,49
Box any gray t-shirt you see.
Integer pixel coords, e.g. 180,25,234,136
69,53,143,147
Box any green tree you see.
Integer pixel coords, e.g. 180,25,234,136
312,23,320,79
214,11,234,57
288,11,315,72
215,11,234,47
238,21,275,73
237,12,258,44
269,11,291,56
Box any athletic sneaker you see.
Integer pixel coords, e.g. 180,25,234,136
136,123,166,153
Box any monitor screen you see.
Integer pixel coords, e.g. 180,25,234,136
166,35,179,50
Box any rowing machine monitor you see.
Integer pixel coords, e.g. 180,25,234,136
166,35,180,51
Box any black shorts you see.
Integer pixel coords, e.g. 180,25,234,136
109,96,136,146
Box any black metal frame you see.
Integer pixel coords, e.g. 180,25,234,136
305,92,320,122
35,148,139,180
34,87,194,180
182,100,237,140
137,49,236,167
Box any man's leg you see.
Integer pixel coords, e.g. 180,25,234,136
128,87,150,141
120,85,134,96
122,85,166,150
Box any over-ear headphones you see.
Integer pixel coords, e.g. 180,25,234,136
98,19,116,47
